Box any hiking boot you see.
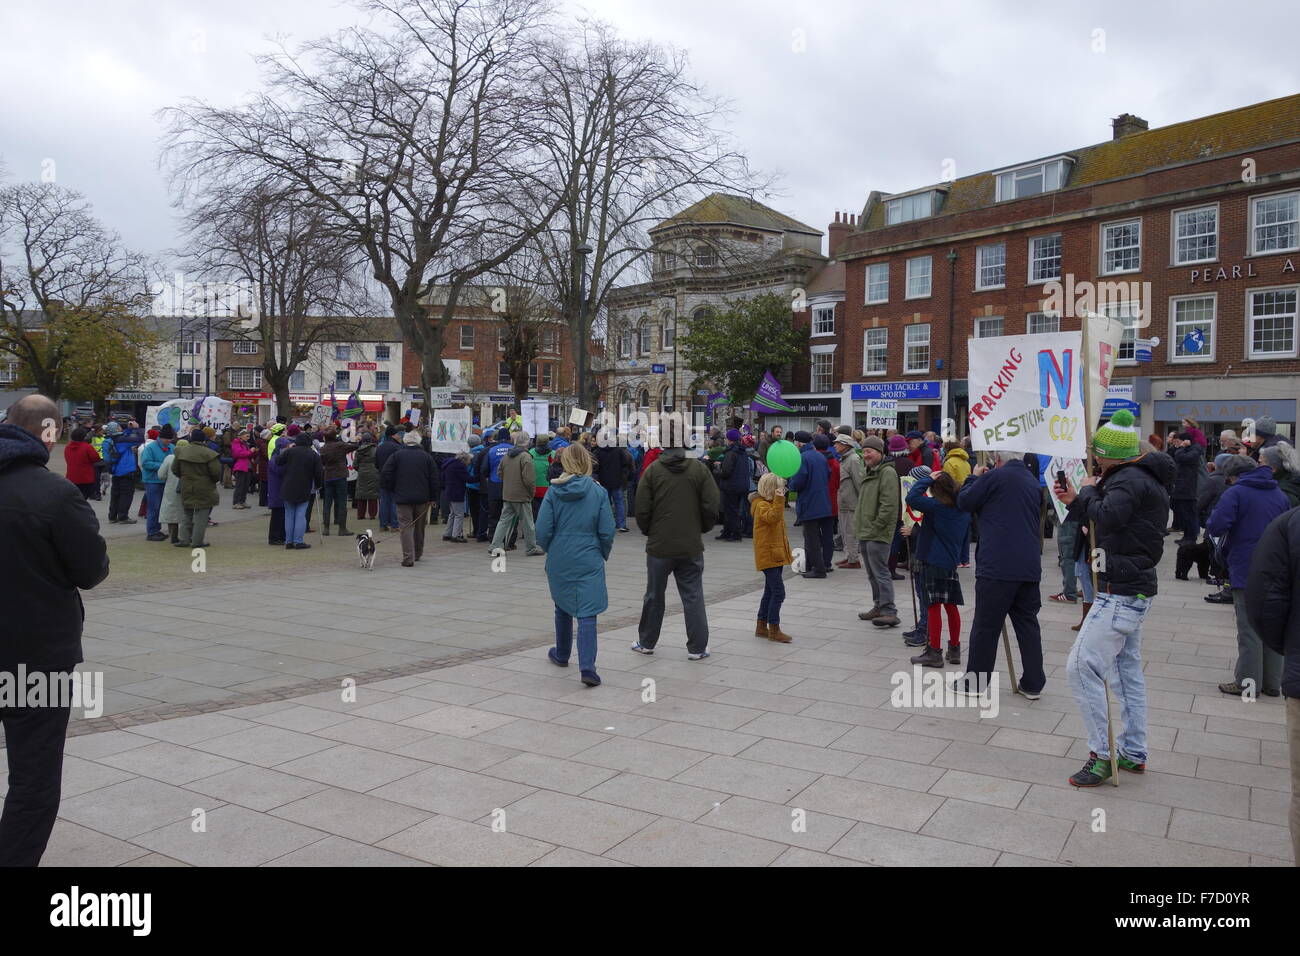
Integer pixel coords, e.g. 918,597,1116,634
767,625,792,644
945,643,961,665
858,607,882,621
1117,754,1145,774
902,629,928,646
872,615,901,628
755,620,769,638
1218,682,1250,697
1069,752,1113,788
890,571,905,581
910,646,944,667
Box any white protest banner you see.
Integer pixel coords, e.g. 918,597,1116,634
429,388,452,409
429,407,472,453
569,407,589,427
967,331,1087,458
1082,311,1129,431
866,399,898,429
193,396,233,432
407,408,421,427
144,405,163,432
311,404,334,428
521,398,548,438
1046,456,1090,523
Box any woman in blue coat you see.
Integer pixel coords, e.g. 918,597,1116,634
536,443,615,687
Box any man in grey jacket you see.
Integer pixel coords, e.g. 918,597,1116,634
834,434,865,569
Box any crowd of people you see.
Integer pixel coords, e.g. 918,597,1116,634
3,390,1299,866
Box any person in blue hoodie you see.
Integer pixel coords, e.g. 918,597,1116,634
485,427,512,541
537,443,615,687
904,468,971,668
139,424,174,541
787,430,832,578
104,420,144,524
1207,454,1291,698
956,448,1045,699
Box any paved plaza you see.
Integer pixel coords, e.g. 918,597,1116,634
4,503,1292,867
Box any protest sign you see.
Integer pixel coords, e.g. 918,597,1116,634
866,399,898,429
521,399,548,438
967,331,1086,458
311,404,334,428
1047,456,1090,523
430,407,472,453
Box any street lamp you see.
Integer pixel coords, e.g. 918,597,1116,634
574,243,593,422
945,248,958,432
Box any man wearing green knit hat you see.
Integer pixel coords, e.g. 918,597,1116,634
1054,409,1176,787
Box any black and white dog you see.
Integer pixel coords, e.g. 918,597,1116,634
355,529,378,570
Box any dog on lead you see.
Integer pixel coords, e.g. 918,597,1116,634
356,529,378,569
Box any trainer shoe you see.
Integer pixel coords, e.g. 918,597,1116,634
902,629,928,646
1068,752,1113,788
1117,754,1145,774
858,607,881,621
687,650,711,661
629,643,654,655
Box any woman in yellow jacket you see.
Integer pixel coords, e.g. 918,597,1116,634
750,472,794,643
942,443,973,565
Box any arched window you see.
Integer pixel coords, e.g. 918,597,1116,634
638,318,652,355
661,309,675,350
661,385,673,411
692,306,712,325
638,388,650,409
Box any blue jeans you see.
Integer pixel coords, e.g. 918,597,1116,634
1057,520,1079,600
757,566,785,625
285,500,309,544
379,489,397,530
1066,592,1152,762
144,482,165,535
1075,556,1095,602
554,607,597,674
608,487,626,529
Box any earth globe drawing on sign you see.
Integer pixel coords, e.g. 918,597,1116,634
157,406,183,432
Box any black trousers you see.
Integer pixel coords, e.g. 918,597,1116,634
466,489,481,538
268,506,285,544
1173,497,1199,542
821,513,835,567
801,516,829,573
966,577,1046,694
487,484,504,539
233,469,251,506
721,489,744,539
0,682,72,867
108,474,135,520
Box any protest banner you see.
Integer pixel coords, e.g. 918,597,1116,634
311,404,334,428
967,331,1086,458
430,407,472,453
866,399,898,429
1046,456,1089,523
521,398,548,438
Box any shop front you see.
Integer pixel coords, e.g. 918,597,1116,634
106,390,186,425
1152,394,1295,457
757,395,842,436
844,380,947,435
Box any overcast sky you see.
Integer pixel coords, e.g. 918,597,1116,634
2,0,1295,264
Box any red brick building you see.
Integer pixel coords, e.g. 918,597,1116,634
832,93,1300,447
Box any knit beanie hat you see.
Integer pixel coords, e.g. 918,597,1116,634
793,430,812,444
862,435,885,454
286,424,301,437
1092,409,1140,461
158,424,175,440
812,434,830,450
887,435,907,453
404,430,422,446
1213,452,1234,472
1255,415,1277,437
496,427,511,442
725,428,741,442
104,421,122,436
147,428,159,440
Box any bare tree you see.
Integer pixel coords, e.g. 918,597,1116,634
0,182,155,403
160,0,573,411
177,183,369,417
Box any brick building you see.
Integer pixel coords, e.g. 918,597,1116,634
832,93,1300,448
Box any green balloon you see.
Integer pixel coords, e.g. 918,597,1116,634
766,439,801,478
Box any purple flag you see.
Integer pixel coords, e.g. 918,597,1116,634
751,370,794,414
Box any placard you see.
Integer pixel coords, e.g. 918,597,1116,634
866,399,898,429
429,388,452,408
1047,456,1090,524
311,404,334,428
569,407,589,427
430,407,472,453
967,331,1086,458
521,398,549,438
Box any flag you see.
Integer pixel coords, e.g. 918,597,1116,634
329,383,341,422
343,377,363,419
706,392,731,409
750,370,795,414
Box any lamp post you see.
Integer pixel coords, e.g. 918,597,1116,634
945,247,958,433
574,243,593,422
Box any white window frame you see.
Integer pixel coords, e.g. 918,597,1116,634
1246,285,1299,360
694,246,717,267
0,360,18,383
540,328,558,354
809,343,836,393
1026,311,1061,335
289,369,306,391
334,344,351,361
498,362,512,389
1028,234,1062,284
994,158,1071,202
974,315,1005,338
375,344,391,362
175,369,200,388
227,366,263,389
232,339,259,354
334,369,351,388
1171,204,1219,266
1100,218,1142,275
812,305,835,337
661,311,675,350
1102,300,1141,366
976,243,1006,291
886,191,933,225
866,263,889,304
1249,190,1300,256
1168,293,1216,364
459,325,475,350
904,324,930,374
177,340,201,355
638,321,652,355
374,370,391,390
905,256,932,300
862,328,888,376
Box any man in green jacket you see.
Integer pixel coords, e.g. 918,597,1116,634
173,427,223,548
632,445,721,660
855,435,902,627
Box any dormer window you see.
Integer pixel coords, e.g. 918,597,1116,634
694,246,717,267
886,191,935,225
995,157,1073,201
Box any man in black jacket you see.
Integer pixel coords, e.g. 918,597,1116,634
0,394,110,866
1246,508,1300,865
381,430,439,566
1055,409,1173,787
715,429,749,542
277,430,324,549
374,426,403,533
1169,433,1203,544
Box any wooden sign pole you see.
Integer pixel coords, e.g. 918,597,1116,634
1080,312,1120,787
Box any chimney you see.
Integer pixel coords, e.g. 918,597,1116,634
828,210,854,258
1111,113,1149,140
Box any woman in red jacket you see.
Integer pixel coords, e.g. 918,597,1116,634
63,426,101,498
